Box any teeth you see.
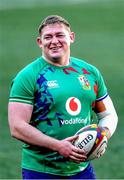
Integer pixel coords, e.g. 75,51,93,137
52,47,58,50
51,47,61,50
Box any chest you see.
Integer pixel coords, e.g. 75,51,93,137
36,66,97,106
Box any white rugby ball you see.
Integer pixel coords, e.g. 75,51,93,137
73,124,108,161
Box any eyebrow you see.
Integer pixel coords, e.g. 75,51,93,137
43,32,66,37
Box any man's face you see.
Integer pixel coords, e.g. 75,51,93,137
37,23,75,64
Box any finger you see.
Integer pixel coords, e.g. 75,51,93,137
97,148,106,158
69,154,86,163
72,146,87,155
65,135,79,142
71,151,87,159
99,148,106,156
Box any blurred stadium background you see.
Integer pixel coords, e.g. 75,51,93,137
0,0,124,178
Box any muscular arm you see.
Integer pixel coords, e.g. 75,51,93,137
94,95,118,139
8,102,60,149
8,102,86,162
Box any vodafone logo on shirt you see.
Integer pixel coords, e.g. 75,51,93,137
66,97,81,116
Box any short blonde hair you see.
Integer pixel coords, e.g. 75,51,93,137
38,15,71,34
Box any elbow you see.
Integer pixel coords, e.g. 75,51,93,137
11,131,17,139
114,112,118,130
9,125,21,139
98,112,118,137
116,113,118,124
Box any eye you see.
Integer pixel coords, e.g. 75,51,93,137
57,34,65,38
44,36,52,40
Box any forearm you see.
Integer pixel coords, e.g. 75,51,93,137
8,102,60,151
97,96,118,138
11,120,60,151
8,103,87,162
10,120,87,162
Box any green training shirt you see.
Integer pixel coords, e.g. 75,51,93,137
9,56,107,176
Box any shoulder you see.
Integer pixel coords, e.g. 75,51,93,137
10,57,47,101
11,57,48,92
14,57,46,81
17,57,46,75
71,57,100,74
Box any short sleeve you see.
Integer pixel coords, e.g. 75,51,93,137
93,66,108,101
9,68,36,105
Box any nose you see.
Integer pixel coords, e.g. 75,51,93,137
51,36,59,43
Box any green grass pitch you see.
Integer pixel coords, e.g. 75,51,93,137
0,0,124,178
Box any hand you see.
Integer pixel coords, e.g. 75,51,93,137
99,126,111,140
57,135,87,163
103,127,111,140
96,126,109,158
96,143,107,159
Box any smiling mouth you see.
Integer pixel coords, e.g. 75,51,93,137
50,46,62,51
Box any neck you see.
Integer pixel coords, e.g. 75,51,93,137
42,55,70,67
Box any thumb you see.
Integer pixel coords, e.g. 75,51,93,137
65,135,79,142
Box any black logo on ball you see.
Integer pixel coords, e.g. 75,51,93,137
77,134,93,149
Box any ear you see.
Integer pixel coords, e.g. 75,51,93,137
70,32,75,43
36,37,42,48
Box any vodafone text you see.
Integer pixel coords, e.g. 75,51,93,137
60,118,87,125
